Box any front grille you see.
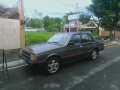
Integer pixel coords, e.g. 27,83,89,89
22,50,31,60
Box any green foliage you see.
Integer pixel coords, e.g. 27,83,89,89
62,15,68,26
0,4,5,15
89,0,120,28
26,18,43,28
79,13,91,24
43,16,50,30
26,32,54,45
43,16,62,32
26,15,63,32
91,31,99,39
89,0,120,38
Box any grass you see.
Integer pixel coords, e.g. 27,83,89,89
26,32,54,45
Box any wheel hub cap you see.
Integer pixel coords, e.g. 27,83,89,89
92,51,97,59
48,60,59,73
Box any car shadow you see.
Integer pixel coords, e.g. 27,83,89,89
23,63,47,76
23,57,93,76
61,58,92,68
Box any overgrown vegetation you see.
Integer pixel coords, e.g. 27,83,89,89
26,32,54,45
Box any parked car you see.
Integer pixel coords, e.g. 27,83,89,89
19,32,104,74
99,36,110,41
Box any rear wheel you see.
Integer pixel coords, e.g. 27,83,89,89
91,50,97,60
45,57,60,74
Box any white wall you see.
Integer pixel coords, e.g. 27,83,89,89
0,18,20,50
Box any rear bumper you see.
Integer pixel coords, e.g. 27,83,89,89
99,43,104,51
101,46,104,51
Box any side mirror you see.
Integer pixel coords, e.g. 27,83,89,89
68,42,74,46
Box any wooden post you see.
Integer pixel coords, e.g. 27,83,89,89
18,0,25,48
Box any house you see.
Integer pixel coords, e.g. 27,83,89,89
64,14,82,32
64,14,97,32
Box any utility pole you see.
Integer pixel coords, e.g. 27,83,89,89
76,3,79,32
18,0,25,47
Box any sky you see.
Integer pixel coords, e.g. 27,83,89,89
0,0,92,18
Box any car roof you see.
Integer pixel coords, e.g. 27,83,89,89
56,32,90,35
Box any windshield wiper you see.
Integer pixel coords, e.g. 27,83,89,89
52,42,59,43
48,41,63,46
48,41,58,44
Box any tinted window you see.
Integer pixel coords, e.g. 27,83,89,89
81,34,93,43
70,34,81,44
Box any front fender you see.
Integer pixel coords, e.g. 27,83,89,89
45,53,62,61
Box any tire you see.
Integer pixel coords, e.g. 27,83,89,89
45,57,60,74
91,50,97,60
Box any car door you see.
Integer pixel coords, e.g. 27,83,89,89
80,33,95,57
62,34,83,62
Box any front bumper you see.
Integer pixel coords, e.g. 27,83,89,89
19,54,45,65
19,54,32,64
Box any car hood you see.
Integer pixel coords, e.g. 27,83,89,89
26,43,63,54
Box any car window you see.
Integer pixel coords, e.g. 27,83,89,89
48,33,71,45
70,34,81,44
81,34,93,43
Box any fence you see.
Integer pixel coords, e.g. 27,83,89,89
101,30,120,37
0,49,9,80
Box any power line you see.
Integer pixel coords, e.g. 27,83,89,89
52,0,75,8
52,0,87,13
52,0,86,10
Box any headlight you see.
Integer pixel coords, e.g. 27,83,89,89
31,55,38,62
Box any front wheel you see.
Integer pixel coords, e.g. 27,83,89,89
45,57,60,74
91,50,97,60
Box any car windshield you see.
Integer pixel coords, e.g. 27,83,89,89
47,33,71,45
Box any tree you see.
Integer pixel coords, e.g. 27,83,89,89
43,16,50,30
26,18,43,28
0,4,5,16
43,16,62,32
79,13,91,24
26,10,43,28
88,0,120,39
0,4,19,19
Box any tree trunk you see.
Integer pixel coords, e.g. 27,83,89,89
113,29,116,40
109,28,113,41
